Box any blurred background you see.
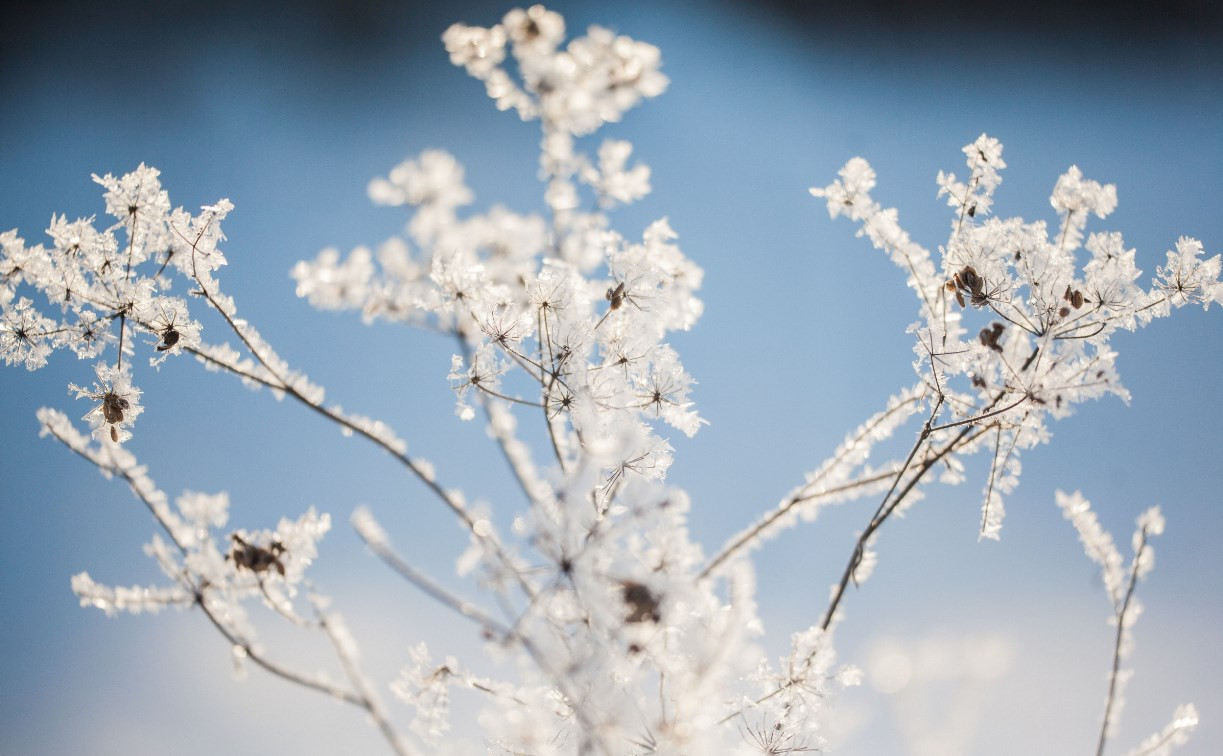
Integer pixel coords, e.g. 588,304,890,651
2,0,1220,753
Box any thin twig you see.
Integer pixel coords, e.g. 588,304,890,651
45,425,370,709
819,395,944,630
1096,525,1152,756
927,393,1028,434
197,596,364,706
699,469,898,579
718,421,994,727
354,526,511,640
312,594,415,756
458,338,547,507
816,355,1038,636
699,392,924,578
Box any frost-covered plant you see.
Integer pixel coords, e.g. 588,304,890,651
1056,492,1199,755
1,5,1219,754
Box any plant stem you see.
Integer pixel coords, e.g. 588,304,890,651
1097,526,1151,756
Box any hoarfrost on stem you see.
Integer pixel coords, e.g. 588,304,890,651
1057,491,1192,756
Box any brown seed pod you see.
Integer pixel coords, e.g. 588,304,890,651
606,282,626,311
156,328,180,352
1062,286,1085,310
227,534,287,577
102,392,129,424
951,265,988,308
978,322,1005,352
621,580,661,624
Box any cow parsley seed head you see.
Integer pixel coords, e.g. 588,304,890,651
0,297,57,370
68,361,143,443
448,346,505,421
443,7,667,136
392,642,458,744
1154,236,1223,310
811,156,876,220
136,296,201,365
579,139,652,208
503,5,565,54
442,22,508,78
226,508,330,590
816,135,1218,538
369,149,474,211
91,163,172,261
46,213,106,261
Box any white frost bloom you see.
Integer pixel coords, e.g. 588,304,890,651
68,361,143,443
814,136,1221,538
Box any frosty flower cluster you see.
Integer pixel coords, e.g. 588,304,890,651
0,165,224,440
812,135,1222,538
40,406,330,648
3,6,1217,756
0,159,335,446
442,4,667,136
294,6,707,501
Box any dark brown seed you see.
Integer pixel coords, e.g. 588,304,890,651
102,393,129,424
156,329,180,352
621,581,661,624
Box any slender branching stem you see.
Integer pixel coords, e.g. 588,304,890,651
114,213,138,372
988,302,1038,334
814,351,1039,640
196,596,365,706
475,383,545,408
819,395,944,630
167,223,535,602
543,409,567,467
45,425,371,710
459,338,547,507
354,526,512,640
718,420,996,727
952,160,982,243
45,425,186,555
1096,526,1152,756
927,393,1027,434
699,392,924,578
312,595,415,756
699,468,898,580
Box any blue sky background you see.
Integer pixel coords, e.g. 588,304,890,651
2,1,1221,753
